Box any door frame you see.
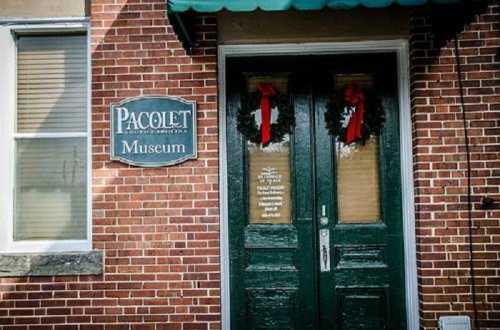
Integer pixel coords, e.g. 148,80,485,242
217,40,418,330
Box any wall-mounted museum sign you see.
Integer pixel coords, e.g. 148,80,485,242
110,96,197,167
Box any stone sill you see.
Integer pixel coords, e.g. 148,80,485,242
0,251,103,277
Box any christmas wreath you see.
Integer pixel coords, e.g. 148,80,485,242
325,84,385,145
237,83,294,146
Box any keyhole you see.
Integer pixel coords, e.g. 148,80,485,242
322,245,328,268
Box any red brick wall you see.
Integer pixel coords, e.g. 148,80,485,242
0,0,220,329
410,3,500,330
1,1,499,330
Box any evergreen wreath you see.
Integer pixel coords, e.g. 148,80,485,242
237,88,294,146
325,85,385,144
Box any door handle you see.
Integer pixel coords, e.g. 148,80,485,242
320,204,329,225
319,229,330,272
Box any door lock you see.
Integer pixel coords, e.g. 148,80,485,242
319,229,330,272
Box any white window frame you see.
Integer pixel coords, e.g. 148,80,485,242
0,20,92,253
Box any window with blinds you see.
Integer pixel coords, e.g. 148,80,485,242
14,34,88,241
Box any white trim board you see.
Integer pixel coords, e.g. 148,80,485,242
217,40,418,330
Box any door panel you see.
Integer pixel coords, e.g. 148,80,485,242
227,71,316,330
336,287,389,330
227,55,406,330
314,71,406,330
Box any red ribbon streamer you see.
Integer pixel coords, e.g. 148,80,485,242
257,83,277,145
343,84,365,144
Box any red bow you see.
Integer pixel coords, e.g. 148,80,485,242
257,83,277,145
343,84,365,144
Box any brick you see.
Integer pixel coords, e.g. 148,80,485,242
411,4,500,329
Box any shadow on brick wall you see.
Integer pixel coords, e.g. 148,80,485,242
428,1,492,47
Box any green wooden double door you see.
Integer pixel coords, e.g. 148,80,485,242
226,55,407,330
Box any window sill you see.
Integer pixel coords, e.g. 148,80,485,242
0,250,103,277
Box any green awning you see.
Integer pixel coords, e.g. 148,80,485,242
168,0,461,12
167,0,465,54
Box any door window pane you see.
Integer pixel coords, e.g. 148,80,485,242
336,137,381,223
248,142,292,224
247,75,292,224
